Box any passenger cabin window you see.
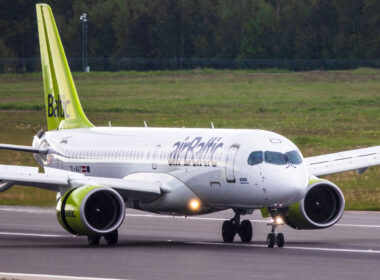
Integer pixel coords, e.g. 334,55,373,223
248,151,263,166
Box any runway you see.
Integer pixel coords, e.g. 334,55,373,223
1,206,380,280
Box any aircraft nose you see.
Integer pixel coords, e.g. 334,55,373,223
283,170,308,203
266,165,308,206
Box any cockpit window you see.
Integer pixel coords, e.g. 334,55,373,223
264,151,287,165
248,151,263,166
286,150,303,165
264,150,303,165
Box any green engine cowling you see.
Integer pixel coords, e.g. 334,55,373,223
57,185,125,236
283,177,345,230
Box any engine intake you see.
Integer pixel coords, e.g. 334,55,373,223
57,185,125,236
283,178,345,229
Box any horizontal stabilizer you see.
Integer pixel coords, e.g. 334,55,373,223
0,144,48,154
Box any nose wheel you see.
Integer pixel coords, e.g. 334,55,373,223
266,218,285,248
222,209,253,243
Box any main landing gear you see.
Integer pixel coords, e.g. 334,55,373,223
87,229,118,246
222,209,253,243
266,217,285,248
221,209,286,248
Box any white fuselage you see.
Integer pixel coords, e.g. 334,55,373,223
33,127,308,214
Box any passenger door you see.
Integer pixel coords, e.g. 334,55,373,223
152,145,161,170
225,144,239,183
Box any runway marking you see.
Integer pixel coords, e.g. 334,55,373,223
0,272,130,280
189,241,380,254
336,223,380,229
1,230,380,256
0,207,53,214
2,206,380,229
125,213,380,229
0,232,67,238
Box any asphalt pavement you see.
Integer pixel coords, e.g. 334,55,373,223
1,206,380,280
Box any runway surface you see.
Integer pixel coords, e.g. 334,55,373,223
1,206,380,280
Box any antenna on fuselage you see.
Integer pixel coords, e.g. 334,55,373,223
144,121,148,128
211,122,215,129
108,121,112,127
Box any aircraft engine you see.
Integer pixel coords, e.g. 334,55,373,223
283,178,345,229
56,185,125,236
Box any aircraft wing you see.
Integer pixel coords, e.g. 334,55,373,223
304,146,380,176
0,165,161,201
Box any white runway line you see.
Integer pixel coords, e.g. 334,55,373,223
0,272,130,280
2,206,380,229
2,230,379,256
189,241,380,254
0,207,53,214
0,232,67,238
336,223,380,228
125,213,380,229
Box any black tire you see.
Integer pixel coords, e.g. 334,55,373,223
266,233,275,248
88,234,101,246
276,233,284,248
239,220,253,243
104,229,118,245
222,220,235,242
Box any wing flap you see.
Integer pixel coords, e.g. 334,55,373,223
305,146,380,176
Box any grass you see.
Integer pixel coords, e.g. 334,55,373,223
0,68,379,209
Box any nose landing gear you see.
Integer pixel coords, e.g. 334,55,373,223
266,217,285,248
222,209,253,243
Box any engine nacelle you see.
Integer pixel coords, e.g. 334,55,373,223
57,185,125,236
283,177,345,229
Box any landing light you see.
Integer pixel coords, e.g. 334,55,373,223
188,198,201,211
271,216,284,225
274,216,284,225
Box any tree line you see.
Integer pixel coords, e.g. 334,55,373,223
0,0,379,71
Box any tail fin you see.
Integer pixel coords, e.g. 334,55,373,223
36,4,93,131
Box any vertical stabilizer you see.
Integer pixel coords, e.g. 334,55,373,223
36,4,93,130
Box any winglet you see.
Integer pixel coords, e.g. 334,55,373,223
36,4,93,131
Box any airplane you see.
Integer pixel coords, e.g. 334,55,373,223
1,3,380,248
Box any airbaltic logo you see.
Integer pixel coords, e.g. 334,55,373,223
169,136,223,167
47,94,70,118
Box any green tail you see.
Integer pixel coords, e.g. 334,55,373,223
36,4,93,131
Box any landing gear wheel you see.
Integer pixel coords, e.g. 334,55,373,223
239,220,252,243
222,220,235,242
104,229,118,245
88,234,101,246
266,233,275,248
266,211,286,248
276,233,284,248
